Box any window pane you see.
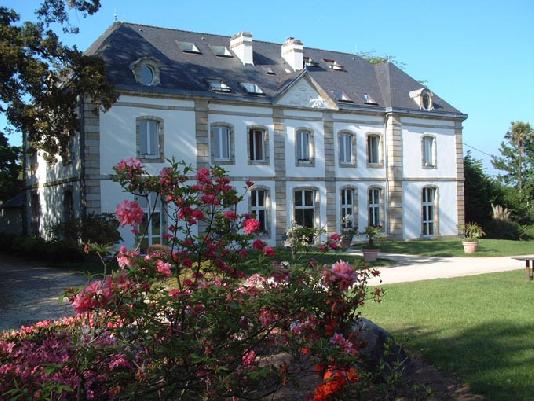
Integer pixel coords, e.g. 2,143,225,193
303,209,314,228
151,212,161,235
304,190,313,206
221,128,230,159
258,210,266,232
249,130,254,160
257,190,265,207
302,132,309,160
295,191,303,207
344,136,352,163
212,128,220,158
140,120,148,154
148,121,158,155
254,131,264,160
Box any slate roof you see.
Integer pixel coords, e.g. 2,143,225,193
86,22,464,115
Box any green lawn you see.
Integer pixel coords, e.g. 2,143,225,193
365,238,534,257
362,270,534,401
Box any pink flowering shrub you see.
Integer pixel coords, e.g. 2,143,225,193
115,200,144,227
0,160,381,401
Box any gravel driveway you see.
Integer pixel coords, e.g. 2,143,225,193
0,256,87,332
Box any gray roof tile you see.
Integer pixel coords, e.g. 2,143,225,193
87,22,463,115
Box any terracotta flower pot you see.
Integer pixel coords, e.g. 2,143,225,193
362,248,379,262
462,241,478,254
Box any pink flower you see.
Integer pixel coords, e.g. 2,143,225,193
196,167,211,183
263,246,275,257
156,260,172,278
326,261,357,290
223,210,237,220
252,239,265,251
108,354,131,370
116,200,144,226
243,218,261,235
246,180,254,188
259,308,277,327
200,194,220,205
115,158,143,173
242,350,257,367
191,209,205,220
330,333,356,355
329,233,341,242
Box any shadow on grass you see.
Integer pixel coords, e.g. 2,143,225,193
390,321,534,401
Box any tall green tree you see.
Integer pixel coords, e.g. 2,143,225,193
464,151,503,225
492,121,534,222
0,1,116,162
0,131,21,202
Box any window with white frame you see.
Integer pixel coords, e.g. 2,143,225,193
422,187,437,236
296,129,313,163
211,125,232,162
294,189,315,228
367,134,381,165
251,189,269,234
248,128,266,162
137,192,164,250
368,187,382,227
422,136,436,168
340,188,355,230
338,132,354,165
138,119,160,158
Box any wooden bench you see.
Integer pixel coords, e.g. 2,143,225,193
513,256,534,281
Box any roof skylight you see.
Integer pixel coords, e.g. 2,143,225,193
329,61,344,71
265,67,276,75
207,79,231,92
304,57,320,68
177,41,201,54
337,91,353,103
209,45,233,57
240,82,264,95
363,93,378,105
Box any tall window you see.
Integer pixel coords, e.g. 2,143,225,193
296,129,313,163
340,188,355,230
338,132,353,165
368,188,382,227
422,187,437,236
63,190,74,222
248,128,266,162
367,134,381,165
251,189,269,234
211,125,232,162
294,189,315,228
139,119,160,158
138,193,164,250
31,192,40,236
422,136,436,168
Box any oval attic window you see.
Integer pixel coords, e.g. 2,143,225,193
138,64,155,86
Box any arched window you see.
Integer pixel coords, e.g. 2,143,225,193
296,128,315,166
422,136,436,168
136,116,164,162
338,131,356,166
340,187,357,231
249,187,271,236
368,187,383,227
210,123,234,164
137,192,165,251
294,188,319,229
367,134,383,167
422,186,438,237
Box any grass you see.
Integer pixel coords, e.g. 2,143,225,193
366,238,534,257
362,270,534,401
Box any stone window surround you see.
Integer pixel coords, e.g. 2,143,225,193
421,134,437,169
136,116,165,163
130,57,161,86
366,132,384,169
292,186,321,230
210,122,235,165
337,130,357,168
247,125,270,165
295,128,316,167
248,185,271,239
340,185,358,232
367,185,385,228
421,185,439,238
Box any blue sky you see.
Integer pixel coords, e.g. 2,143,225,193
3,0,534,174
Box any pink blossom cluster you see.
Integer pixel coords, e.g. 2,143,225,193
115,157,143,175
72,273,133,314
116,200,144,226
330,333,357,355
323,261,357,291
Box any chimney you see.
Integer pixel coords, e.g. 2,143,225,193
281,37,303,71
230,32,253,65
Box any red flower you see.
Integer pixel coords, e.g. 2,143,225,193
243,218,261,235
246,179,254,188
116,200,144,226
263,246,275,257
252,239,265,250
223,210,237,220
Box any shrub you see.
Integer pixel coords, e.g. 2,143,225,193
52,213,121,246
0,160,381,401
483,219,524,240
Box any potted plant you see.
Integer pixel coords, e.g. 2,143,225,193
362,225,382,262
340,228,355,250
463,222,485,253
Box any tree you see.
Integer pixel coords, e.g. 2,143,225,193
0,131,22,202
0,1,116,162
491,121,534,223
464,151,503,225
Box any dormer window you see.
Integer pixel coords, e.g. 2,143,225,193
265,68,276,75
363,93,379,105
209,45,233,57
207,79,231,92
304,57,319,68
329,61,344,71
131,58,160,86
336,91,353,103
177,41,201,54
240,82,264,95
409,88,434,111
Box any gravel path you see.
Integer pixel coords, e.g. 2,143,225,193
354,252,530,285
0,256,87,332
